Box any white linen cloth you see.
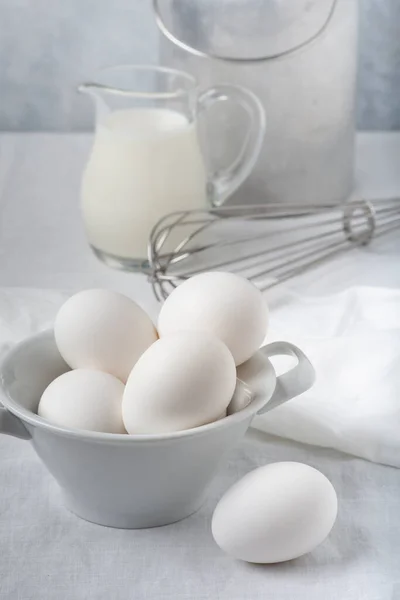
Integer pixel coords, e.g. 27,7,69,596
0,286,399,600
255,286,400,468
1,429,399,600
0,133,400,599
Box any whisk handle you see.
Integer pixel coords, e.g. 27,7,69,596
257,341,315,415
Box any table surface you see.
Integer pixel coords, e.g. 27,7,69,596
0,132,399,600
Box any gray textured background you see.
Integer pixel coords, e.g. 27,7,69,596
0,0,399,132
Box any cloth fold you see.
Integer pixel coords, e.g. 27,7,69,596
254,286,400,467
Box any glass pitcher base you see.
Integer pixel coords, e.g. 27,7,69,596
91,246,151,274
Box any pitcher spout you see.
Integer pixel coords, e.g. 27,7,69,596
77,82,111,120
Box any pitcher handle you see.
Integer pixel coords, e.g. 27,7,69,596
198,84,265,207
257,341,315,415
0,406,31,440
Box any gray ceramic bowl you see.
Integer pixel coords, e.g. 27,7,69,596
0,330,314,529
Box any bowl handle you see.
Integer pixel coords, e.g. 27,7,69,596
0,406,31,440
256,341,315,415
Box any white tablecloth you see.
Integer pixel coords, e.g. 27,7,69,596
0,133,399,600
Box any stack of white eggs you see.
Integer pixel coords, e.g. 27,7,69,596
38,272,269,435
38,272,339,565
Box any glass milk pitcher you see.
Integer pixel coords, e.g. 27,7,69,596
79,65,265,271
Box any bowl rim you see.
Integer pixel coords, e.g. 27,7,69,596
0,330,272,444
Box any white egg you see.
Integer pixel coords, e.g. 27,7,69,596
157,272,268,366
38,369,126,434
231,351,276,414
212,462,338,563
122,332,236,434
55,289,158,382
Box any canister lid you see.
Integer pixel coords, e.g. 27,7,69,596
154,0,337,62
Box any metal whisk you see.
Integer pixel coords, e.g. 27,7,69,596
147,197,400,301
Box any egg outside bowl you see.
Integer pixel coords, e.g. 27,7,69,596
0,330,315,529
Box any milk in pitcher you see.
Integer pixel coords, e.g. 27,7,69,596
81,108,208,266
